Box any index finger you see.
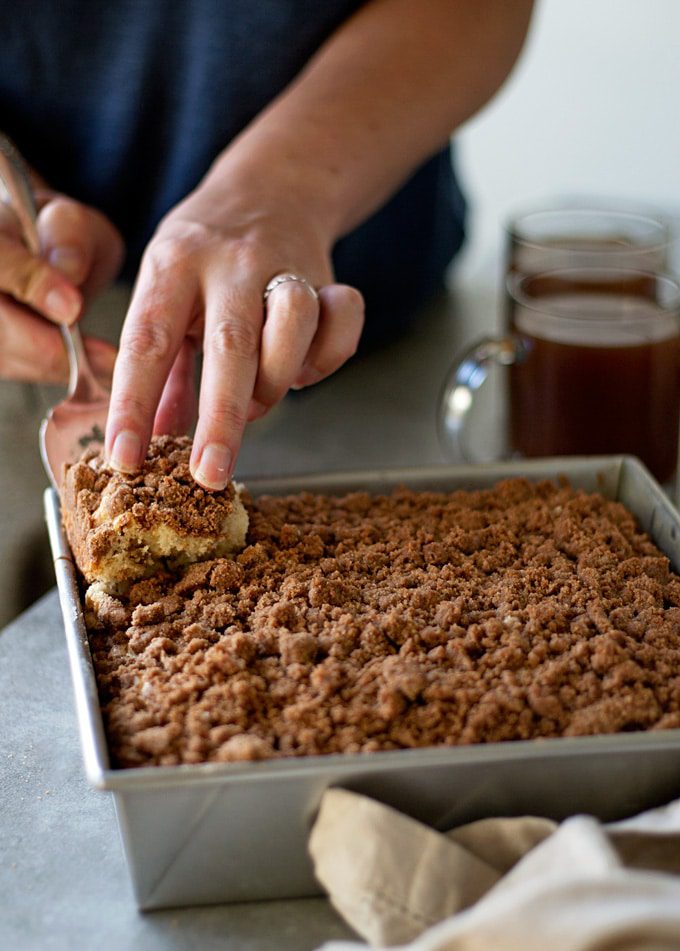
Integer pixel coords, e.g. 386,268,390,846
190,281,263,490
105,251,198,471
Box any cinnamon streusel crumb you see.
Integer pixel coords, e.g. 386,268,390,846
84,478,680,767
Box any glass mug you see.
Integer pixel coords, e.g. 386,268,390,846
438,267,680,486
507,205,670,277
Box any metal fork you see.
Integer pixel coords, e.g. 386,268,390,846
0,134,109,489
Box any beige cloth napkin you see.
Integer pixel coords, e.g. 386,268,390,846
309,788,680,950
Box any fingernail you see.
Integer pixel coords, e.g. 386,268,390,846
109,430,142,472
48,246,84,283
192,443,232,490
44,285,80,323
291,364,323,390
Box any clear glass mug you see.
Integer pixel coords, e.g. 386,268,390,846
507,204,670,277
438,267,680,487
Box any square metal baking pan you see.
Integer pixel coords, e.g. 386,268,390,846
45,456,680,910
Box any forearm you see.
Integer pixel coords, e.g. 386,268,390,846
201,0,534,240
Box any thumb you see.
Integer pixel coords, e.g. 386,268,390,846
38,197,91,285
38,196,124,296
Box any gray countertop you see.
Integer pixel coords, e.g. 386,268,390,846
1,286,487,951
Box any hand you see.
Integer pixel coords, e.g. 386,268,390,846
102,0,535,491
105,179,364,489
0,190,123,384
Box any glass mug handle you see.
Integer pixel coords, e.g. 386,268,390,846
437,335,528,462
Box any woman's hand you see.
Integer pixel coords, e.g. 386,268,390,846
105,0,532,489
0,191,123,384
105,178,364,489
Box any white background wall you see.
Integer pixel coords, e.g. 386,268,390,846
455,0,680,287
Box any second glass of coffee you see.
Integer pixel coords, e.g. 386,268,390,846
438,267,680,486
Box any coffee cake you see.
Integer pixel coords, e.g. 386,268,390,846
61,435,248,587
81,478,680,767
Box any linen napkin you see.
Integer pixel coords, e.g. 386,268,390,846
309,788,680,950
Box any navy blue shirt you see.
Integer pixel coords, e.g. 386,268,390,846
0,1,465,346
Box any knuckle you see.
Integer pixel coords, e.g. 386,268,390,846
203,400,247,436
111,392,154,422
228,235,261,272
144,232,197,277
209,315,260,360
44,195,87,228
150,225,264,276
147,219,225,272
122,318,174,364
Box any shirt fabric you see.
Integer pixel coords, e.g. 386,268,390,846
0,0,466,346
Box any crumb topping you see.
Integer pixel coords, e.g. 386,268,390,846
68,435,239,545
61,435,248,585
84,479,680,767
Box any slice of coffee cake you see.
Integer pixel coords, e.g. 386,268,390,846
61,434,248,588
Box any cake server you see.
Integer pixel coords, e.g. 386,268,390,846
0,134,110,490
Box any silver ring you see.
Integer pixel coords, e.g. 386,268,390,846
263,272,319,303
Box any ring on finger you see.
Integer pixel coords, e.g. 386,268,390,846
263,272,319,303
